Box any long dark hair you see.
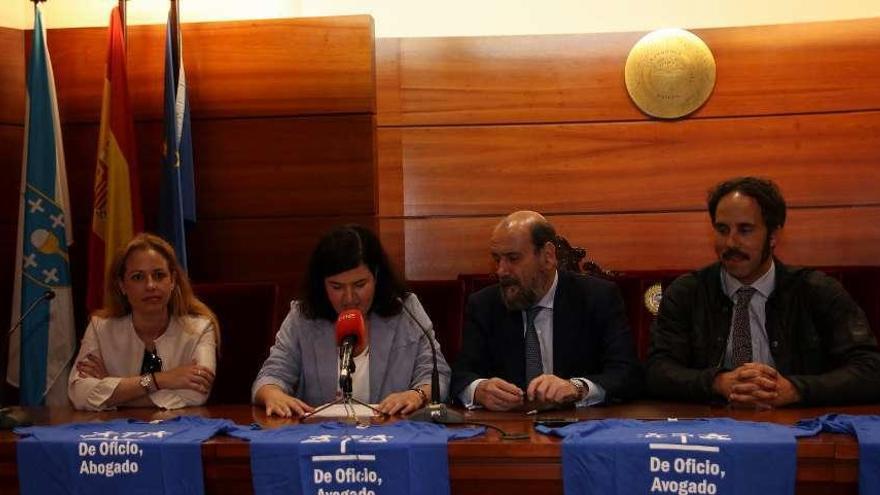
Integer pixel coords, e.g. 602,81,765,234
299,224,407,320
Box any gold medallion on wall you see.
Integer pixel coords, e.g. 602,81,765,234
625,28,716,119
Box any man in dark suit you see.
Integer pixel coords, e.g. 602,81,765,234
451,211,642,411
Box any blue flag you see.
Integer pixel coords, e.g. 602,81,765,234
15,416,234,495
228,421,484,495
159,7,196,271
7,4,76,406
539,418,805,495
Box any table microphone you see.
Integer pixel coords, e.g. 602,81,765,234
8,290,55,336
397,296,464,424
0,290,49,429
335,309,365,394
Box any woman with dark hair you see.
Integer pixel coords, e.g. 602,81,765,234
68,233,219,410
252,224,450,417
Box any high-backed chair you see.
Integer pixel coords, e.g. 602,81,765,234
407,280,466,364
193,282,280,404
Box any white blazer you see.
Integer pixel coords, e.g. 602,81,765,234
68,315,216,411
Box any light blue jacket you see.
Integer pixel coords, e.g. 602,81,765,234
251,294,450,406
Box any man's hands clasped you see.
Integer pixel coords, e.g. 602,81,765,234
713,362,801,408
475,374,583,411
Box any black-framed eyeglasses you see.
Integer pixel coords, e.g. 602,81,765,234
141,348,163,374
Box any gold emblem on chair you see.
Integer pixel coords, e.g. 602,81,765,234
643,282,663,316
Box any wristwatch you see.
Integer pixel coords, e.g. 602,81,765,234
569,378,588,402
139,373,157,394
410,387,428,407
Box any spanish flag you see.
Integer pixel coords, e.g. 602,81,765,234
86,7,143,312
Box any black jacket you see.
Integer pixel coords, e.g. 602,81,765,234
646,260,880,405
451,270,643,402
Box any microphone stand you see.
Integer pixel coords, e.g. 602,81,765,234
302,340,384,425
0,291,53,429
399,297,465,424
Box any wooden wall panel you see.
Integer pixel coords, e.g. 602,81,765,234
0,126,24,224
400,207,880,280
377,19,880,280
377,218,405,279
0,25,25,383
377,127,403,217
380,110,880,217
0,27,24,125
182,16,375,119
0,33,23,338
40,15,375,123
188,216,377,320
375,38,401,127
191,115,375,219
0,222,18,391
377,18,880,126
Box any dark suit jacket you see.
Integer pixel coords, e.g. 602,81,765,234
646,260,880,405
451,270,643,402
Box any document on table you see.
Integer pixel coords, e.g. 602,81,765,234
306,403,380,418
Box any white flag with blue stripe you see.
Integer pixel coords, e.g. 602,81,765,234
7,4,76,406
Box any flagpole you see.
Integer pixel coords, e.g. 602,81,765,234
171,0,180,87
118,0,128,56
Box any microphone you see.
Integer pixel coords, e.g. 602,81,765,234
397,295,464,424
0,290,49,430
335,309,365,397
8,290,55,336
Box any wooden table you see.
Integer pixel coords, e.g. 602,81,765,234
0,402,875,494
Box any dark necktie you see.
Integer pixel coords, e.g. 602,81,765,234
730,286,757,367
525,306,544,385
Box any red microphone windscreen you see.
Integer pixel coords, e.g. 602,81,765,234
335,309,365,346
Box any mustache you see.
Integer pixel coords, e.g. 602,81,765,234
499,276,521,288
722,249,749,261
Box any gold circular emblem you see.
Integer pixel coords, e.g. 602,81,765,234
624,28,716,119
643,282,663,316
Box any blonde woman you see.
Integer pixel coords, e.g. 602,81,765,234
69,233,219,410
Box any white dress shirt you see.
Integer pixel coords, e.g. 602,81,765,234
721,260,777,368
337,346,371,403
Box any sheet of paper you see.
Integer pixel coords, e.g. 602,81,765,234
305,403,380,418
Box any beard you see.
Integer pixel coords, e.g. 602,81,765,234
498,271,549,311
760,233,773,264
720,232,774,282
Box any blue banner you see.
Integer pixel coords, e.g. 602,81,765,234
9,3,76,406
15,416,233,495
797,414,880,495
229,421,484,495
539,418,805,495
158,7,196,271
